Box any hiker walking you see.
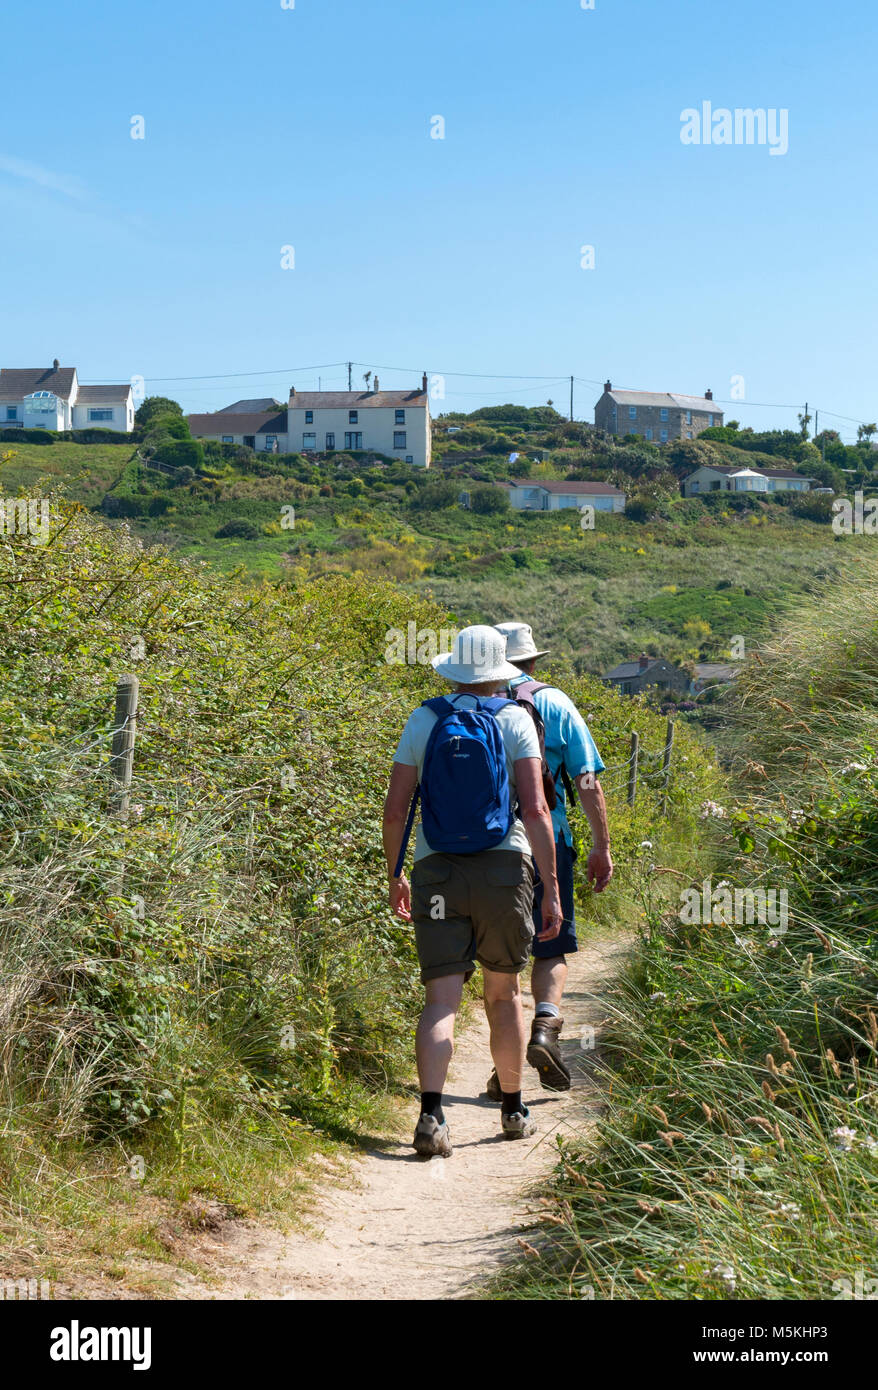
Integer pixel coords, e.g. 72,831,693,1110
484,621,613,1097
383,625,563,1158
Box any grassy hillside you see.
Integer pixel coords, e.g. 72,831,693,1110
0,437,849,680
497,550,878,1301
0,495,715,1293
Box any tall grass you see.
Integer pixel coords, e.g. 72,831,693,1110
497,548,878,1301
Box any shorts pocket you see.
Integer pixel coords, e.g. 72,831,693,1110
483,858,528,888
412,857,452,888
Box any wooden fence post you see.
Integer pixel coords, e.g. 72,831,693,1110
110,674,139,818
627,731,639,806
660,718,675,814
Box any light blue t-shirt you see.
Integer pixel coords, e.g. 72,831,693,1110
509,676,605,846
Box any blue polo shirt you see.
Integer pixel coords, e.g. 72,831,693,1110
509,676,605,847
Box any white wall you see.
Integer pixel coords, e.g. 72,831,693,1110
288,403,430,467
71,400,133,431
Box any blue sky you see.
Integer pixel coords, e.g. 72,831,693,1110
1,0,874,438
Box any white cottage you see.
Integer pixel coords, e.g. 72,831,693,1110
0,362,135,432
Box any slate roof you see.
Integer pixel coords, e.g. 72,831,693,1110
0,366,77,400
76,384,132,402
505,478,625,495
688,463,812,480
216,398,282,413
603,388,722,412
604,659,660,680
188,412,288,435
287,390,427,410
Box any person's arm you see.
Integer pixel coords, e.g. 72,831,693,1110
577,775,614,892
383,761,418,920
515,756,563,940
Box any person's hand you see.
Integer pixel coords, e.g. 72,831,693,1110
537,885,563,941
587,846,614,893
389,875,411,921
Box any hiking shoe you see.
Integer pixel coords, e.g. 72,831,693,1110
501,1108,537,1140
413,1113,452,1158
526,1014,571,1092
484,1069,503,1103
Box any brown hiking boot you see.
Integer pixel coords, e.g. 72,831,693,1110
526,1014,571,1091
484,1069,503,1103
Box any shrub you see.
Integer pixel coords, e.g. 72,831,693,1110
0,429,55,444
470,485,510,515
152,438,204,472
215,518,260,540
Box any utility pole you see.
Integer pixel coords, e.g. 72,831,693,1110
569,375,574,422
347,361,352,390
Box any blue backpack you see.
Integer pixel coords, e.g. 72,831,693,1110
393,696,515,876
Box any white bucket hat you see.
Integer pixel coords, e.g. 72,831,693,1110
493,621,550,663
431,624,522,685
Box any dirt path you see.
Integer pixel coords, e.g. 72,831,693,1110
211,934,628,1301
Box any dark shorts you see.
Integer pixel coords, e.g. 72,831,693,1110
531,834,578,959
410,850,535,984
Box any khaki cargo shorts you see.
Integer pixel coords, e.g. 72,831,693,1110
410,850,535,983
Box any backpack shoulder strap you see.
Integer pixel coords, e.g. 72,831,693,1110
422,696,455,717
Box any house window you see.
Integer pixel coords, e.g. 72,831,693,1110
394,431,407,448
406,455,413,464
686,431,693,439
628,406,637,420
88,408,113,421
395,409,405,425
303,432,317,450
348,410,358,424
6,407,18,420
660,429,668,443
690,480,699,492
660,407,669,422
685,411,692,425
222,435,234,444
263,435,278,451
325,432,335,450
345,431,363,450
243,436,255,448
708,414,714,426
305,410,313,424
645,428,653,441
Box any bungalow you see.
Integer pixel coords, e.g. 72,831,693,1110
502,479,626,513
0,361,135,433
682,464,814,497
188,376,432,466
604,654,691,697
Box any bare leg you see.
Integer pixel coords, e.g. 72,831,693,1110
482,968,526,1091
531,955,567,1011
416,973,465,1093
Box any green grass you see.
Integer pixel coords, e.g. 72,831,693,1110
492,549,878,1301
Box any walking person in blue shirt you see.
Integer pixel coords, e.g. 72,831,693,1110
485,621,614,1094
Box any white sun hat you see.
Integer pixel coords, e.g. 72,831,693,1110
493,621,551,663
431,624,522,685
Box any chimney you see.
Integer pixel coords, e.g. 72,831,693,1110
53,358,60,370
604,379,612,393
422,372,428,393
638,653,650,670
289,386,296,398
373,376,379,393
705,388,713,400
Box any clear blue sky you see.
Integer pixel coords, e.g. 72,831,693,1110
1,0,874,439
